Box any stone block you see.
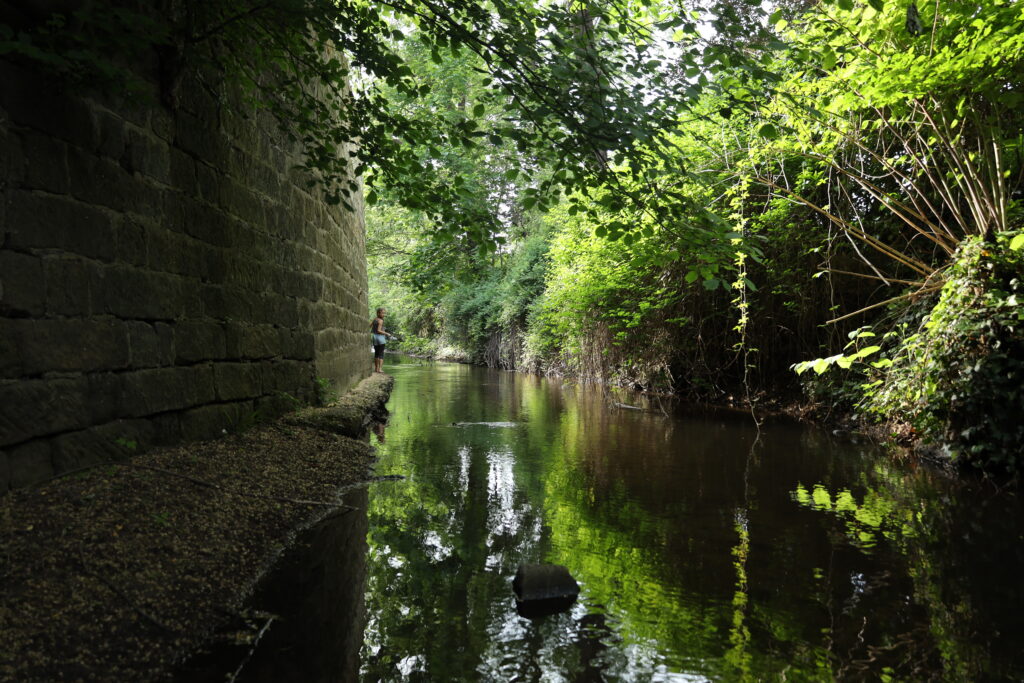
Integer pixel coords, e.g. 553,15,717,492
284,330,315,361
5,190,116,261
182,281,204,319
43,256,95,316
9,439,54,488
254,392,302,421
195,162,222,206
192,363,216,404
114,217,149,266
150,107,175,143
169,148,198,196
175,111,228,168
262,359,314,398
98,265,183,320
0,123,26,185
19,319,129,374
0,320,23,378
199,285,232,321
0,376,90,446
67,144,134,212
130,177,166,220
225,323,280,360
88,372,122,423
122,129,171,184
225,258,261,289
0,250,45,316
21,131,70,193
146,227,189,275
0,449,9,493
127,320,174,368
95,109,127,160
118,367,200,417
51,427,129,475
174,320,226,363
202,248,228,284
214,362,261,400
179,401,252,442
222,111,259,156
186,202,234,248
150,413,182,446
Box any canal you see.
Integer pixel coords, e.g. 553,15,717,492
214,355,1024,681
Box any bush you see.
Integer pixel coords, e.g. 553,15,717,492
866,236,1024,473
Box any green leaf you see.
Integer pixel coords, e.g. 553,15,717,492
867,0,884,11
472,103,485,117
1010,234,1024,251
757,123,779,140
854,345,881,359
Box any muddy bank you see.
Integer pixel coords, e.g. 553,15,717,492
0,373,394,682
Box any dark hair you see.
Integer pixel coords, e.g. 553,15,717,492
376,308,385,316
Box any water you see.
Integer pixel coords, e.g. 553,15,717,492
218,356,1024,681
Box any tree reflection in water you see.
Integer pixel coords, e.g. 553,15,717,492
354,357,1023,682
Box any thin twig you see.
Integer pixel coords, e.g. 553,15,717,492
825,285,942,324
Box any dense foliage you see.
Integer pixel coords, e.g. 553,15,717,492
864,237,1024,472
369,0,1024,472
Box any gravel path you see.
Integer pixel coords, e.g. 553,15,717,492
0,373,393,681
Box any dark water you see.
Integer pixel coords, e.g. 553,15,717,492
212,355,1024,682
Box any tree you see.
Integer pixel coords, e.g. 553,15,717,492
1,0,777,249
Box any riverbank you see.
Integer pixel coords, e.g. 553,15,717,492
0,373,393,682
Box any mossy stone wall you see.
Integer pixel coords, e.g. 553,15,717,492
0,59,369,492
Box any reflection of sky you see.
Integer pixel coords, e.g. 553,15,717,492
486,448,519,537
421,530,452,562
458,446,470,492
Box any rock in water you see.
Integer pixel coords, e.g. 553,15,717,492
512,564,580,617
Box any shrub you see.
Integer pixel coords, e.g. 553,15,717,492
866,236,1024,473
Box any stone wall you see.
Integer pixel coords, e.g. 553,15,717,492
0,59,369,492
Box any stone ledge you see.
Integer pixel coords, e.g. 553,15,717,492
282,372,392,438
0,373,395,680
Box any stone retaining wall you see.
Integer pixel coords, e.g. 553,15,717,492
0,59,369,492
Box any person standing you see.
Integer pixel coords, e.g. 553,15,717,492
371,307,393,373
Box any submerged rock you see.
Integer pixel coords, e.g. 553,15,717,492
512,563,580,617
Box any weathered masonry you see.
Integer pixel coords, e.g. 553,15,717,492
0,58,369,492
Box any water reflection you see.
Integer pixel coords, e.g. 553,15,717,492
358,357,1024,681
